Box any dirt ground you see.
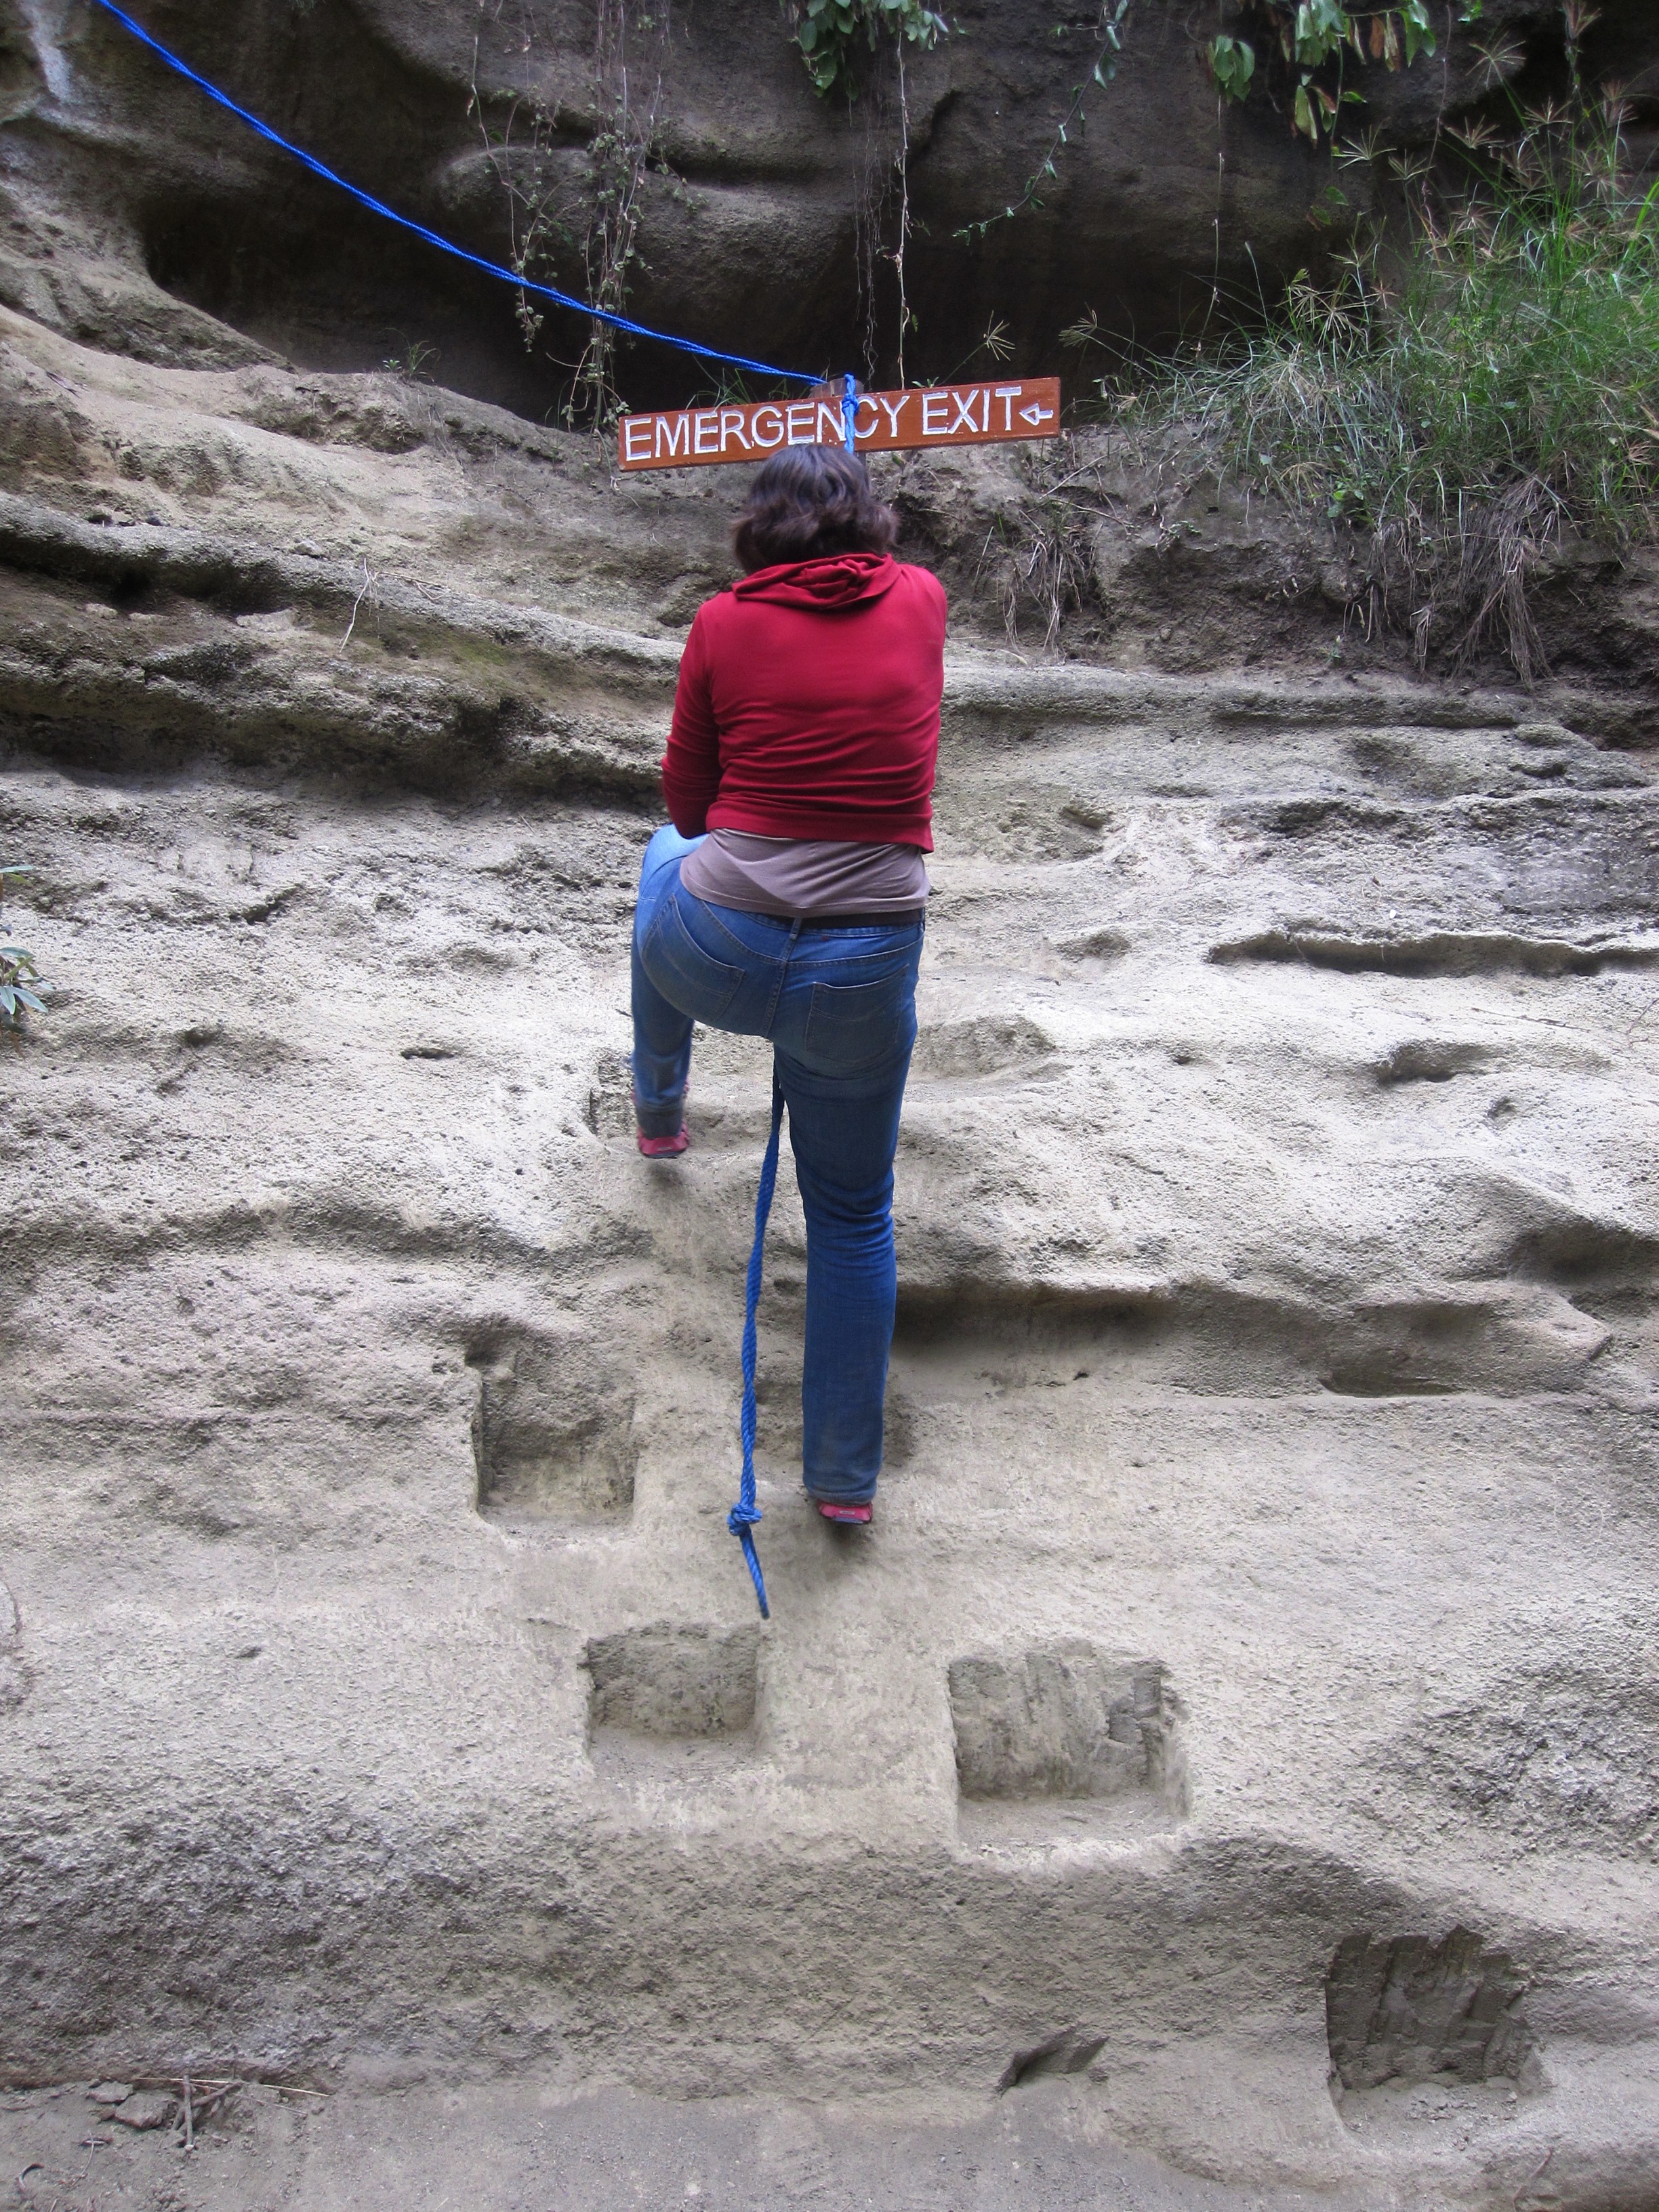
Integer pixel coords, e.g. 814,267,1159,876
0,2076,1399,2212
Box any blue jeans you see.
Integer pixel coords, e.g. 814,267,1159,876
631,825,922,1506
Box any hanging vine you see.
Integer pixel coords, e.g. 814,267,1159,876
470,1,682,426
957,0,1134,241
891,41,916,381
847,33,922,385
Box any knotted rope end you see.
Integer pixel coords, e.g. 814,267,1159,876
729,1500,769,1617
734,1525,770,1619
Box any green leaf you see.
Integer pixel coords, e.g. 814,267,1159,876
14,987,44,1012
1293,0,1351,66
1400,2,1437,64
1208,35,1256,102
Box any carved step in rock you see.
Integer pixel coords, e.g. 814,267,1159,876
1326,1927,1532,2091
469,1328,636,1524
998,2026,1108,2092
914,1013,1057,1082
1371,1039,1492,1086
949,1644,1185,1811
1210,928,1659,979
583,1624,760,1742
0,1574,24,1711
1053,927,1130,964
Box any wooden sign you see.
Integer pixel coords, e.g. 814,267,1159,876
616,376,1062,473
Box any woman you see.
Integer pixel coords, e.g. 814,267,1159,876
630,442,946,1527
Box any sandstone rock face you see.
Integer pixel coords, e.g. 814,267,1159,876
2,0,1654,412
4,62,1659,2194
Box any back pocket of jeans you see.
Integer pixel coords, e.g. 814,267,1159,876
643,893,744,1023
801,977,915,1075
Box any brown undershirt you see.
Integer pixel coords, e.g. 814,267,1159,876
678,830,929,919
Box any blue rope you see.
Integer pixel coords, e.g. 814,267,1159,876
87,0,821,389
727,1083,785,1619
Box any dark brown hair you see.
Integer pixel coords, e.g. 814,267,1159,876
731,444,899,574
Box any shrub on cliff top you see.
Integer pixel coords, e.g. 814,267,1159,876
1092,85,1659,678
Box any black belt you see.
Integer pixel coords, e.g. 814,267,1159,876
794,908,926,929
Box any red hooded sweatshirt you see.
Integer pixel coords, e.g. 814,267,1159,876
660,551,947,849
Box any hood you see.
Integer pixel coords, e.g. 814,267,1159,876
732,551,901,609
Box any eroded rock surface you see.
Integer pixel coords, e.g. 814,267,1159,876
3,226,1659,2212
3,0,1655,409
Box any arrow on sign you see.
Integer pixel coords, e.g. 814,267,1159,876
1021,403,1054,426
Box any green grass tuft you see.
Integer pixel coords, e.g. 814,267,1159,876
1092,96,1659,680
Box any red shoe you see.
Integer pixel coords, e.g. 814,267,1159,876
813,1498,872,1525
636,1126,688,1158
633,1083,688,1158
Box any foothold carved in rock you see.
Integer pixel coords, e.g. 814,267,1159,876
468,1328,637,1524
0,1572,25,1710
998,2026,1107,2092
949,1645,1184,1807
583,1624,760,1741
1325,1927,1532,2091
